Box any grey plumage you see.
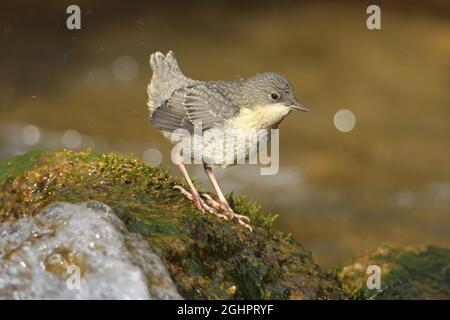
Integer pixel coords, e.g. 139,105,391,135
148,51,306,136
147,51,198,116
146,51,308,230
157,84,240,132
148,51,241,133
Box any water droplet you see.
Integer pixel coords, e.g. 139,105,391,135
46,253,63,265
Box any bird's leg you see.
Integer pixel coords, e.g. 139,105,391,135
174,163,225,218
202,164,252,231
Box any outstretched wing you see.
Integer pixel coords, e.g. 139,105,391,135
150,84,240,132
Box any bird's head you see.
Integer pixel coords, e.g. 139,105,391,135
238,72,309,112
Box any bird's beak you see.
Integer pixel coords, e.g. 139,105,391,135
286,99,310,112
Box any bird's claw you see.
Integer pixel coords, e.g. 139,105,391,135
202,193,252,231
174,186,252,230
174,186,227,220
173,185,194,201
235,217,253,232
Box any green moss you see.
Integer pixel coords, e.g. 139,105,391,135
0,149,42,185
229,194,278,230
0,150,343,300
339,245,450,300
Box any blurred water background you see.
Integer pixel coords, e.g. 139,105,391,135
0,0,449,266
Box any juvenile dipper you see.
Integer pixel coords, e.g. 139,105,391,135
147,51,308,230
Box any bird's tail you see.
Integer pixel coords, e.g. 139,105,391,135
149,50,184,80
147,51,188,115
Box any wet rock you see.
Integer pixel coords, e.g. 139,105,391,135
0,201,182,299
339,245,450,300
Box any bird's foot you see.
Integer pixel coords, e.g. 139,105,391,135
202,193,252,232
173,186,228,220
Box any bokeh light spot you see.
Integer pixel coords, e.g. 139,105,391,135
143,148,162,166
22,124,41,145
112,55,138,81
334,109,356,132
62,129,82,149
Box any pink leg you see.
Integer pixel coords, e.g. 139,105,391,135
203,164,252,231
174,163,226,218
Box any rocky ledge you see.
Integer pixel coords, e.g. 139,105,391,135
0,150,342,299
0,150,448,299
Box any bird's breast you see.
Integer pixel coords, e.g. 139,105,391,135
199,127,271,168
229,104,291,129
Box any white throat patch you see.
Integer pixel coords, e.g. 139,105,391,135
230,103,291,129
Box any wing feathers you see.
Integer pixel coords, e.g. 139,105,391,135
150,84,240,133
150,101,188,132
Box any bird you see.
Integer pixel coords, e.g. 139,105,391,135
147,51,309,231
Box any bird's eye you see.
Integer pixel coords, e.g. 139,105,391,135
270,93,279,101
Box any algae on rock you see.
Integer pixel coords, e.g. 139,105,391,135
339,245,450,300
0,150,343,300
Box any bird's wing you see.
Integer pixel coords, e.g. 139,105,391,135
150,84,240,132
148,99,194,133
181,84,240,129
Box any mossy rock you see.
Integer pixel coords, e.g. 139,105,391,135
0,150,343,299
339,245,450,299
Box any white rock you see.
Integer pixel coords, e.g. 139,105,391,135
0,201,182,300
